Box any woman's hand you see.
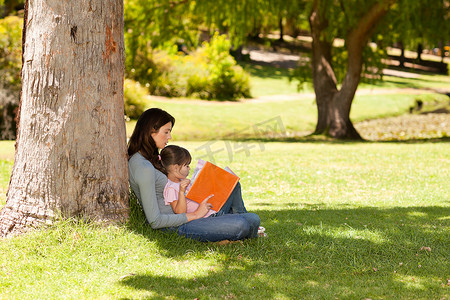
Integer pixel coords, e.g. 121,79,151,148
186,194,214,221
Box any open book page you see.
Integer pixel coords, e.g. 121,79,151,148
185,160,240,212
224,166,236,176
185,159,206,194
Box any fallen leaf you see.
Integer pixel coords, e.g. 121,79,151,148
420,246,431,252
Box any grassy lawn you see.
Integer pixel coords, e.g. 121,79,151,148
128,91,449,140
241,61,450,97
0,61,449,299
240,62,312,97
0,141,449,299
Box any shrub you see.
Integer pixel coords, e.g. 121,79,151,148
192,33,251,100
125,34,251,101
124,79,148,120
0,16,22,96
0,16,22,140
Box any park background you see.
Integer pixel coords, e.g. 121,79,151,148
1,0,449,299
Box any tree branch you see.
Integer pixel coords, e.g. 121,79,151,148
341,0,396,105
338,0,349,25
349,0,396,50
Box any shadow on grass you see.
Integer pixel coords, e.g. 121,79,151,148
123,196,449,299
381,75,450,93
238,61,294,79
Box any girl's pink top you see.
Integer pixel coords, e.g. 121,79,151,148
163,179,215,218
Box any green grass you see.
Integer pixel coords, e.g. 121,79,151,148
0,140,14,161
240,62,313,97
131,97,318,140
131,92,448,140
0,141,14,206
1,63,449,299
242,61,450,97
1,141,449,299
350,93,448,122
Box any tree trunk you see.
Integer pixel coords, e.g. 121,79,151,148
399,41,405,67
0,0,129,238
278,16,284,41
439,40,445,63
309,0,394,139
309,1,360,139
417,43,423,61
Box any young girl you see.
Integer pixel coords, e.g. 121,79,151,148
160,145,267,236
160,145,216,218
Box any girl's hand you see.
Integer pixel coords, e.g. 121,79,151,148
179,179,191,192
186,195,213,221
195,194,214,217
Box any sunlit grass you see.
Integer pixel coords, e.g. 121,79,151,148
128,92,448,140
0,140,14,161
0,142,13,206
1,141,448,299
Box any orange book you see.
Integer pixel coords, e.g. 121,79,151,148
186,160,239,212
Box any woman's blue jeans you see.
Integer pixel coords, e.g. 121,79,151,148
173,183,260,242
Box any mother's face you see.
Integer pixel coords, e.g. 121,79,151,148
151,122,172,149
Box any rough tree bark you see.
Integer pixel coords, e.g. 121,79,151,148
309,0,395,139
0,0,129,238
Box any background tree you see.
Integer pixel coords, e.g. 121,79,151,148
386,0,450,65
307,0,396,139
123,0,203,89
204,0,448,139
124,0,448,139
0,0,129,238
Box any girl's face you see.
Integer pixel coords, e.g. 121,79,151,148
168,163,190,180
151,122,172,149
178,163,190,178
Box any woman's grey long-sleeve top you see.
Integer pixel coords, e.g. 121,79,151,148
128,152,188,228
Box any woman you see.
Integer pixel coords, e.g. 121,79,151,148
128,108,260,242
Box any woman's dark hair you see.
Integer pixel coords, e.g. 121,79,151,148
127,108,175,172
160,145,192,175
